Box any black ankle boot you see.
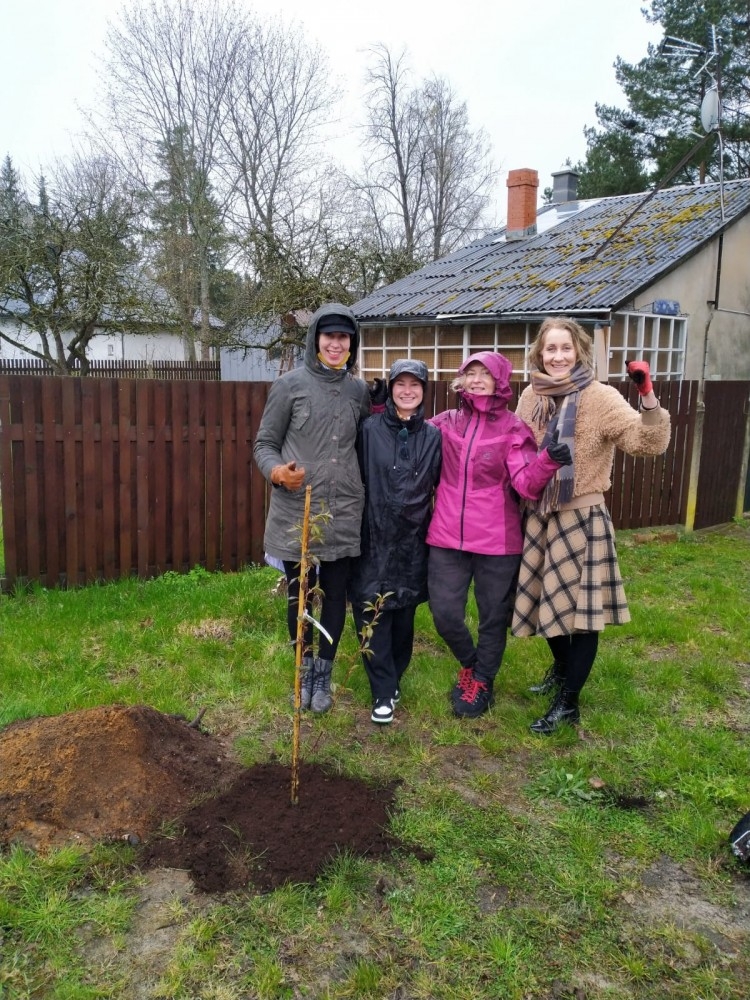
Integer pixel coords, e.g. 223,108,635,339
528,660,566,694
529,689,580,735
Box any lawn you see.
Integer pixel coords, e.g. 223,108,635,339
0,522,749,999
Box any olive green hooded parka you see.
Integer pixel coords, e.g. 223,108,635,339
253,303,370,562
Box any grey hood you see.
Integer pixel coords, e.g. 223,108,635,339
305,302,360,373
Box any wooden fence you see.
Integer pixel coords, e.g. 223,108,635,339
0,359,220,380
0,375,746,590
0,377,268,588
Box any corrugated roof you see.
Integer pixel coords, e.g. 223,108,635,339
353,179,750,321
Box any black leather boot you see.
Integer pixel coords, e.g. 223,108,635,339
529,689,580,734
528,660,566,694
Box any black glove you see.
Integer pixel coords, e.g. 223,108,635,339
546,429,572,466
368,378,388,407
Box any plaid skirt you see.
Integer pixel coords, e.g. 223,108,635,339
511,504,630,637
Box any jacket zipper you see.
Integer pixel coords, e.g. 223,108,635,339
459,412,480,549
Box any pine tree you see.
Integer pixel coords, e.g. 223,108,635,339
577,1,750,194
147,126,228,360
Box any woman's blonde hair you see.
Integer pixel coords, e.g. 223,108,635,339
450,359,493,393
529,316,594,372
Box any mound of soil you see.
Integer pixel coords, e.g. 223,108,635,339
0,704,411,893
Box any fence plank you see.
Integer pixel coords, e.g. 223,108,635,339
248,382,269,567
235,382,252,569
204,382,220,572
187,383,204,570
221,383,238,571
80,380,99,580
118,381,134,580
171,382,188,574
99,380,117,581
21,379,41,581
135,382,149,578
41,379,61,586
0,379,18,582
61,380,80,585
152,381,168,575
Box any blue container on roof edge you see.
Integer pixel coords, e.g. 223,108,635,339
652,300,680,316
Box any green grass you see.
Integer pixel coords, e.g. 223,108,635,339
1,524,749,998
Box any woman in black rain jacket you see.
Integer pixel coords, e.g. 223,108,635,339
349,359,442,724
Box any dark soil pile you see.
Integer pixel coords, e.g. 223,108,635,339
0,704,411,893
140,761,403,893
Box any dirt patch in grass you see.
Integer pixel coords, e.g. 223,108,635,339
0,704,421,893
622,855,750,959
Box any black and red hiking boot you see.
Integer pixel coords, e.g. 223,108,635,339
450,662,476,706
453,676,494,718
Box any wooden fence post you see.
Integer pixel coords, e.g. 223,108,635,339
683,396,705,533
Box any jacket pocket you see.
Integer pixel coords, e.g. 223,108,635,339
290,399,311,430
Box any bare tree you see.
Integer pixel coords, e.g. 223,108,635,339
353,44,497,276
218,17,343,320
0,153,146,375
420,75,496,258
94,0,345,348
356,44,426,270
221,19,334,237
95,0,243,357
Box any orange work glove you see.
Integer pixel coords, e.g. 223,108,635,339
270,461,305,490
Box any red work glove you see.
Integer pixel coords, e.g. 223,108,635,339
626,360,653,396
270,461,305,490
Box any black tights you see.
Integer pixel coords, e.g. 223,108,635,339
283,557,350,662
546,632,599,694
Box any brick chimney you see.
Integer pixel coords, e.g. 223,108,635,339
505,168,539,240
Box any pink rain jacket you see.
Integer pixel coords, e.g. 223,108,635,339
426,352,560,556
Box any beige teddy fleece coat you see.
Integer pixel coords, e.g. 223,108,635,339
515,381,671,505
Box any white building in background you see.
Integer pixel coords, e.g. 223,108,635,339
0,301,220,364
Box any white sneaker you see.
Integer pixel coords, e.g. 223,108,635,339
371,697,395,724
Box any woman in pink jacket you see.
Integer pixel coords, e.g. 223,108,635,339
427,352,570,718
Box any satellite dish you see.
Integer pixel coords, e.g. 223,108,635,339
700,87,721,132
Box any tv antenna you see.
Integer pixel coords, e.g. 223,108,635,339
589,25,726,261
660,25,725,217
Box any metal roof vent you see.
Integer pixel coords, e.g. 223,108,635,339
551,166,580,204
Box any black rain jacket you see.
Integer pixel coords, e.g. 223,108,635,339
349,397,442,609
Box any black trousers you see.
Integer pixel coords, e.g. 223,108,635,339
427,547,520,682
283,557,350,661
546,632,600,694
352,604,417,702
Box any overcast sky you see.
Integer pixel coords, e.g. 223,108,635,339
3,0,662,221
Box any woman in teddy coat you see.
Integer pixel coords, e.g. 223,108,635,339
512,316,671,734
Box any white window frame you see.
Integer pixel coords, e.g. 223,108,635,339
607,311,686,381
359,322,539,382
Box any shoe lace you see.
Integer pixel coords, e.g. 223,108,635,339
459,678,488,704
456,666,474,691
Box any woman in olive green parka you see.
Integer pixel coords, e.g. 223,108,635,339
254,303,370,712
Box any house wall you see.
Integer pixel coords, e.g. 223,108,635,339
627,213,750,381
0,318,191,363
221,345,284,381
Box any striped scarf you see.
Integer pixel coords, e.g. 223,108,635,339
530,363,594,515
